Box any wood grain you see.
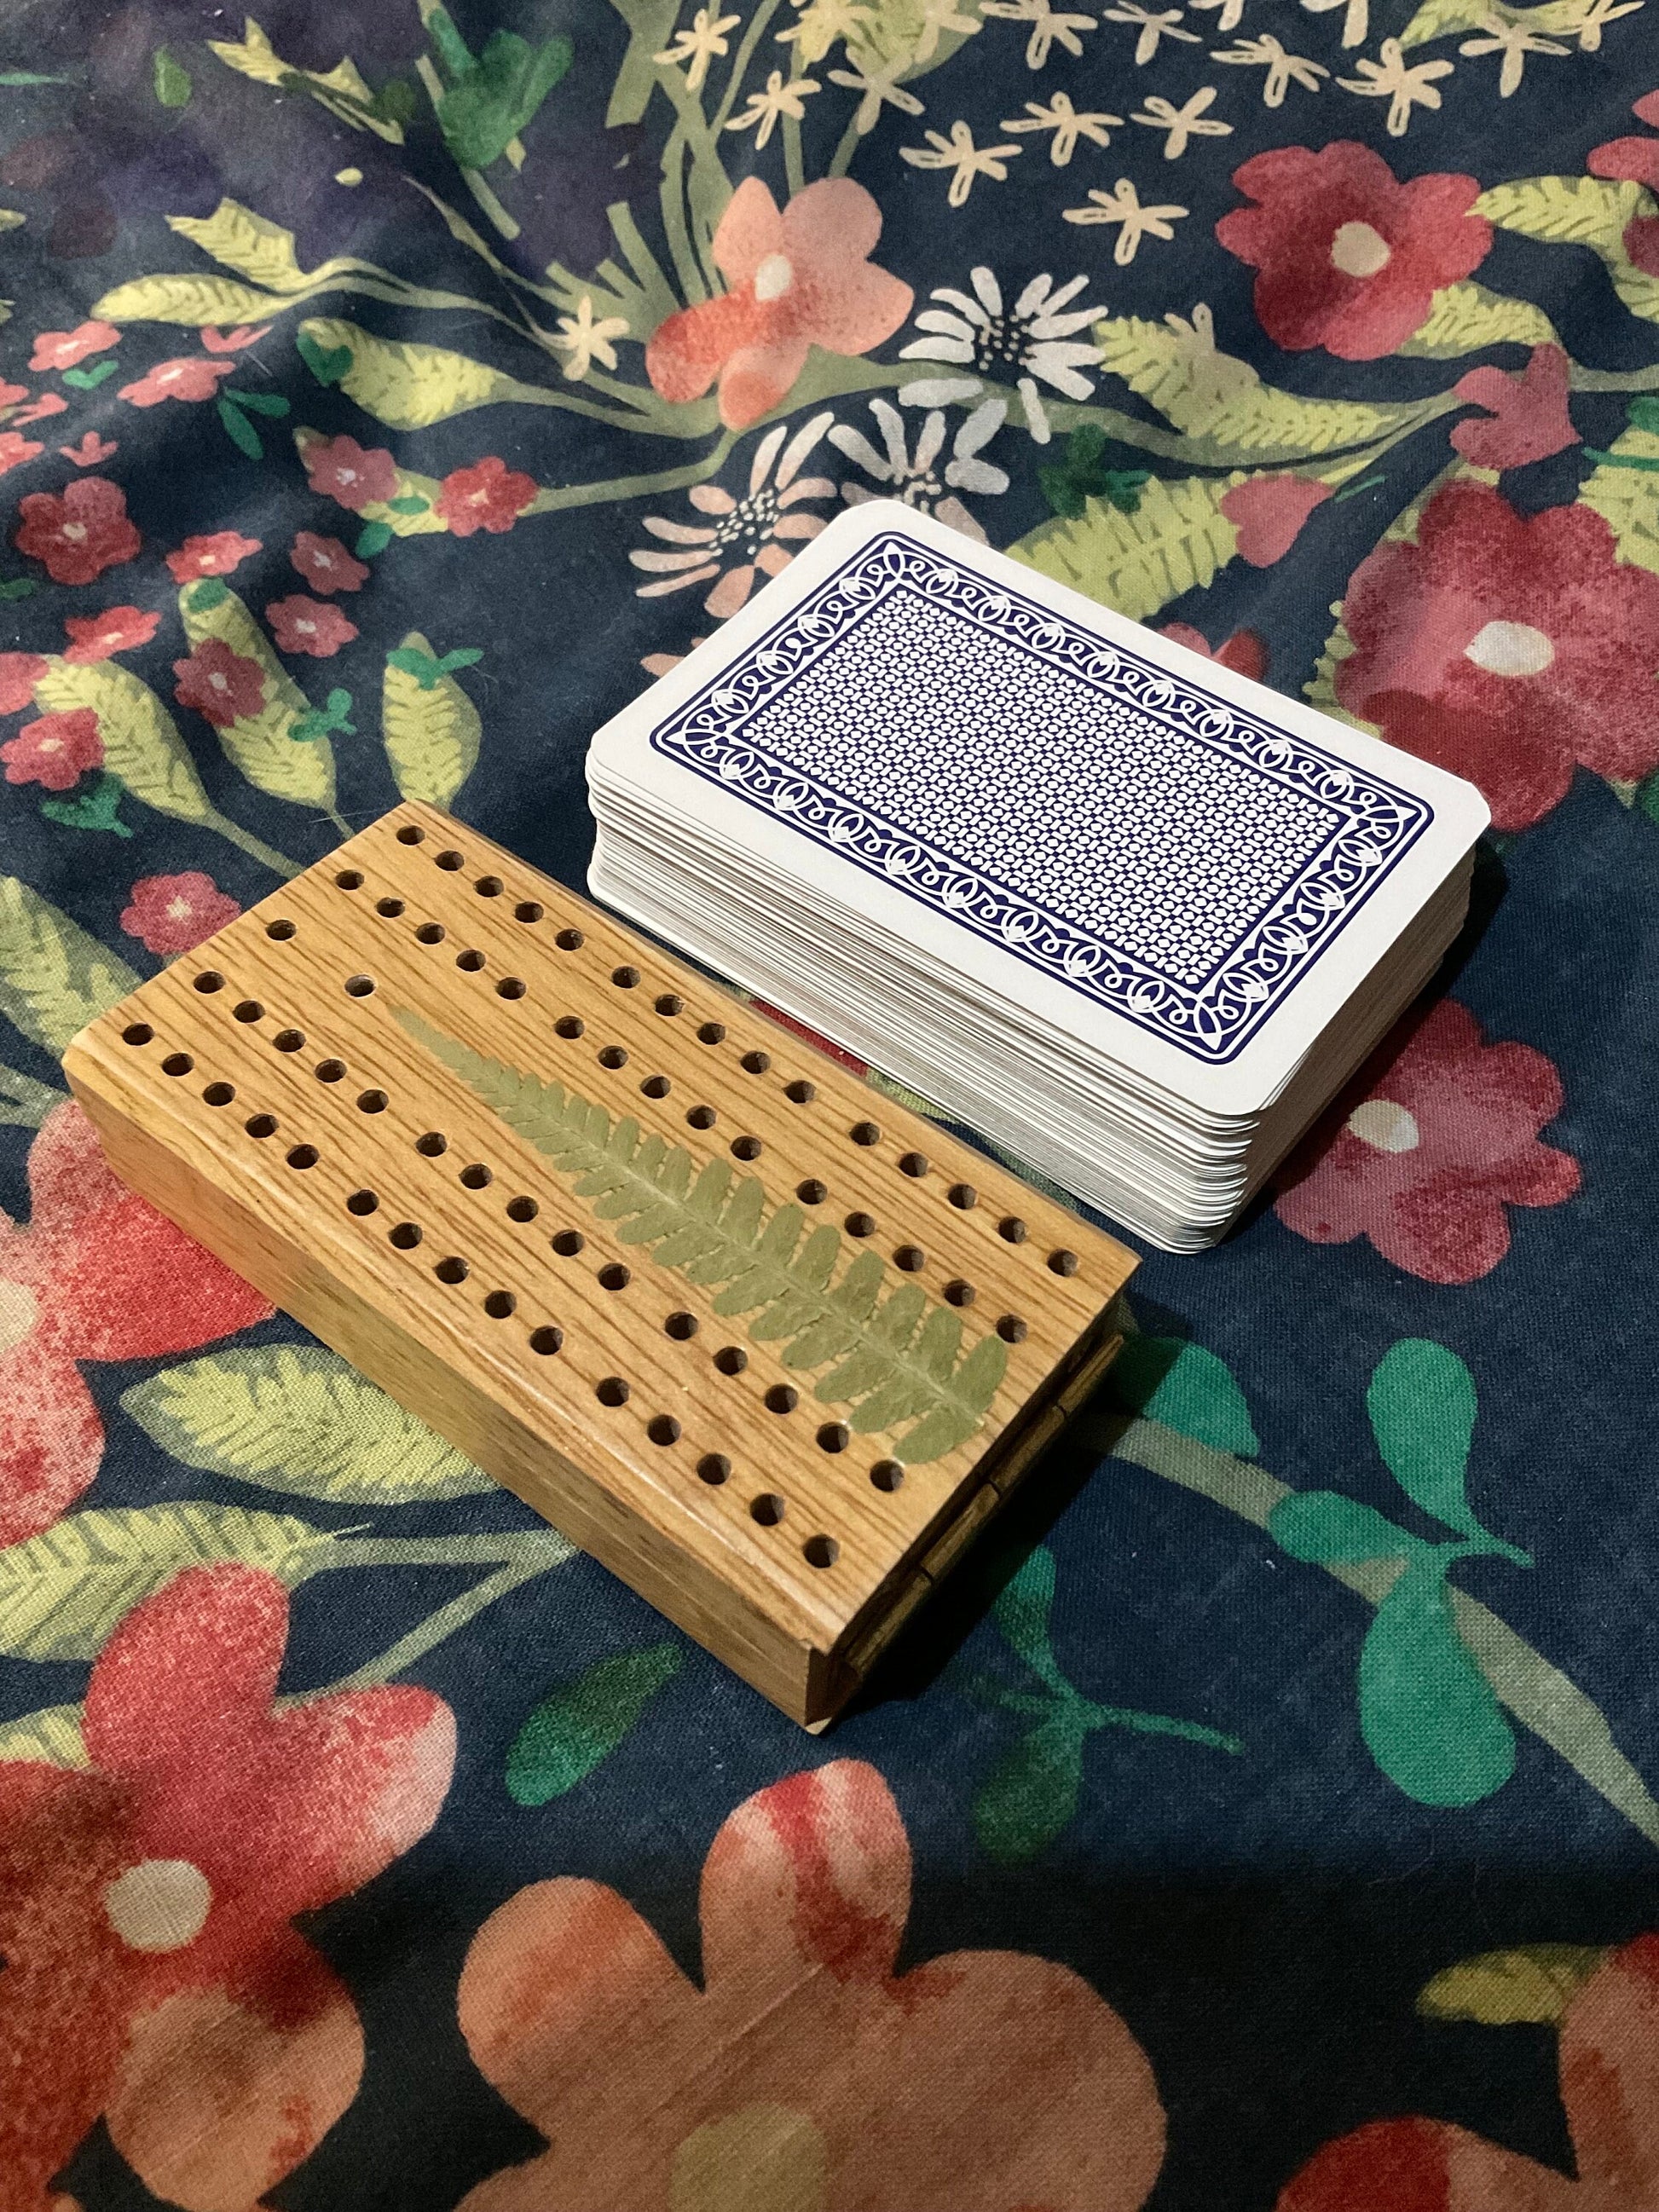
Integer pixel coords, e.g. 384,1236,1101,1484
63,800,1137,1725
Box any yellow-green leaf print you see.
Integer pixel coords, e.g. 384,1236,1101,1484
32,657,217,827
383,632,482,808
1579,422,1659,575
178,580,337,808
299,318,525,430
0,875,140,1056
1476,176,1659,327
1417,1945,1612,2025
1398,282,1558,359
1009,475,1243,622
91,273,292,327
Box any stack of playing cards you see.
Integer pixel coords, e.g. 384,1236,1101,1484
587,502,1488,1251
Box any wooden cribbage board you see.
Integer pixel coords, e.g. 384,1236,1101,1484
64,801,1137,1727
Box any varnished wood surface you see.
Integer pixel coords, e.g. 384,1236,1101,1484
64,800,1137,1724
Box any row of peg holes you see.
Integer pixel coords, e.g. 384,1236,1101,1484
337,826,1084,1284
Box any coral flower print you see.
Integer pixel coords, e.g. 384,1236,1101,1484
899,266,1103,442
0,1562,454,2209
173,638,267,728
1451,344,1579,469
632,413,835,618
1220,473,1332,564
62,605,161,663
303,432,401,513
1279,1935,1659,2211
1216,141,1491,359
1160,622,1268,680
1,707,102,790
1335,482,1659,828
61,430,120,469
29,319,119,371
266,594,359,656
0,651,45,711
436,455,538,537
14,476,141,586
165,529,262,583
456,1759,1165,2210
1275,999,1580,1284
647,176,912,430
121,870,240,954
0,430,42,476
291,529,369,592
117,355,234,407
0,1102,273,1545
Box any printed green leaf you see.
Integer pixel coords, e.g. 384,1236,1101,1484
1358,1556,1517,1806
121,1346,495,1504
0,1060,66,1129
1397,281,1557,358
382,631,481,809
61,360,118,390
40,768,134,838
297,330,351,385
399,1013,1008,1463
179,581,336,808
1113,1337,1259,1457
32,656,217,827
991,1545,1058,1672
506,1641,682,1805
1269,1490,1416,1567
1009,474,1243,623
92,273,292,328
1476,176,1659,328
1418,1945,1610,2025
1579,419,1659,575
1367,1339,1481,1536
208,20,408,142
0,1505,329,1661
1096,314,1425,457
0,1702,89,1766
354,520,394,558
0,875,139,1055
435,28,574,170
153,44,193,105
298,316,523,430
0,577,38,600
217,393,264,459
974,1708,1089,1863
228,388,291,418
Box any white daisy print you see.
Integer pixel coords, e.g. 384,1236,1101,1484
830,396,1009,540
899,266,1105,442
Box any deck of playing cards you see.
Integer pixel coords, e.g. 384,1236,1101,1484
587,502,1488,1251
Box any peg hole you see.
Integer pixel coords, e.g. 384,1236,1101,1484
344,974,375,998
740,1049,770,1075
514,899,543,923
663,1310,698,1340
272,1028,304,1053
598,1262,630,1291
765,1383,798,1415
555,927,583,950
750,1493,786,1526
899,1151,928,1178
356,1089,388,1115
850,1120,880,1146
335,868,363,889
997,1314,1028,1344
730,1135,762,1162
375,897,404,918
551,1229,584,1257
396,823,425,845
647,1415,680,1447
245,1112,278,1139
1049,1248,1080,1276
685,1104,716,1129
948,1182,977,1210
434,1255,469,1285
483,1289,516,1319
554,1014,584,1039
194,970,224,994
697,1453,730,1486
346,1188,379,1216
529,1325,562,1355
796,1179,827,1205
844,1211,876,1239
414,922,445,944
893,1245,926,1273
655,993,682,1016
870,1460,905,1493
286,1144,319,1170
611,964,640,989
596,1376,629,1407
784,1078,815,1104
998,1216,1028,1244
315,1059,346,1083
817,1423,849,1454
713,1345,747,1376
435,849,464,871
697,1020,725,1045
597,1044,627,1069
233,999,263,1023
202,1082,234,1106
459,1163,492,1190
495,976,526,1000
455,949,485,973
265,918,297,940
123,1022,153,1046
389,1221,422,1249
803,1535,839,1569
640,1074,671,1099
161,1052,193,1077
474,875,502,898
944,1278,975,1307
506,1195,539,1223
415,1132,448,1159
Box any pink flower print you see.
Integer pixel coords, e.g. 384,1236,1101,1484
1450,344,1579,470
289,531,369,594
631,414,835,619
1,708,103,791
117,357,235,407
28,321,119,372
303,434,400,514
265,596,358,656
120,870,241,954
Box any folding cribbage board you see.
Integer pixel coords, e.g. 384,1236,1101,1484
63,801,1137,1727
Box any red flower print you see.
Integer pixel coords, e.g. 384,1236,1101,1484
456,1759,1165,2211
1587,90,1659,275
1335,482,1659,829
0,430,42,476
647,176,913,430
0,651,45,712
0,380,28,408
1216,142,1491,361
60,430,119,469
1220,475,1332,566
0,1561,454,2209
303,432,400,513
1159,623,1269,683
199,322,273,353
1275,998,1579,1284
173,638,266,728
28,320,119,372
165,528,261,583
265,594,358,656
1278,1935,1659,2211
62,605,161,664
1451,344,1578,470
116,356,234,407
14,476,141,586
12,391,67,425
436,455,538,537
1,707,102,790
120,869,240,954
291,529,369,593
0,1101,273,1543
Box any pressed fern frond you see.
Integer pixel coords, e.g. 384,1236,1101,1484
396,1011,1008,1463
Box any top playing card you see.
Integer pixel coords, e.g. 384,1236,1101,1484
592,501,1487,1112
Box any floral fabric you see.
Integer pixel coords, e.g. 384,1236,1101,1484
0,3,1656,2207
